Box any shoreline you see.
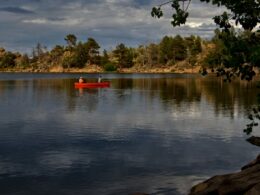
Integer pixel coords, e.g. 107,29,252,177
0,65,202,74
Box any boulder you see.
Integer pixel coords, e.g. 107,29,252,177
189,154,260,195
247,136,260,147
242,154,260,170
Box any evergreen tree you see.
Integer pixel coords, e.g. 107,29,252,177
172,35,187,61
85,38,100,64
159,36,174,64
64,34,77,48
147,43,159,67
0,52,16,68
100,49,110,66
74,42,89,68
113,43,134,68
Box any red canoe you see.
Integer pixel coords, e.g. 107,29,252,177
74,82,110,88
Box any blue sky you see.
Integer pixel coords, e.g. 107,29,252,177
0,0,225,54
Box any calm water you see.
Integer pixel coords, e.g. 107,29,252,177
0,73,259,195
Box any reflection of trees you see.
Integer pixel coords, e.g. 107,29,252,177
112,78,201,101
158,78,201,105
112,76,259,118
112,77,201,107
0,79,97,113
76,88,99,112
200,76,259,118
1,76,259,118
32,79,101,113
113,79,133,90
31,79,77,112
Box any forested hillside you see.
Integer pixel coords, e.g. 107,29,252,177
1,29,258,73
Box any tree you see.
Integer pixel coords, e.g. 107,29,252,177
152,1,259,82
158,35,188,65
51,45,64,56
172,35,187,61
61,50,77,69
74,42,89,68
85,38,100,64
113,43,134,69
16,54,30,68
152,0,190,27
135,45,148,67
152,0,259,31
152,0,260,136
50,45,64,65
0,52,16,68
191,37,202,56
159,36,174,64
203,28,260,82
147,43,160,67
64,34,77,48
100,49,110,66
31,42,47,63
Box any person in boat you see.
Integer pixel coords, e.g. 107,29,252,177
79,76,85,83
98,75,102,83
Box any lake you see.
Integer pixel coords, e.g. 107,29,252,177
0,73,259,195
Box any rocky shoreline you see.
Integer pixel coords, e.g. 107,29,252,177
129,137,260,195
130,153,260,195
0,64,202,74
189,154,260,195
189,136,260,195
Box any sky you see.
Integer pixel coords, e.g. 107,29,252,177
0,0,225,54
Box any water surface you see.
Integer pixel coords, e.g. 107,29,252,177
0,73,259,195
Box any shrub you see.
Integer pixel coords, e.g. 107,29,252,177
104,62,117,71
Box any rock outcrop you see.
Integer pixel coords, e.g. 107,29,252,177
247,136,260,147
189,154,260,195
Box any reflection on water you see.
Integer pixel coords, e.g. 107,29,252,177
0,73,259,195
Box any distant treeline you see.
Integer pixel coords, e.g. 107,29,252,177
0,28,257,72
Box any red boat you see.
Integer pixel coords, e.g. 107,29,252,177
74,82,110,88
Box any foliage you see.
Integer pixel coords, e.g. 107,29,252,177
185,36,202,67
203,33,228,71
0,52,16,68
152,0,260,136
31,42,48,64
191,36,202,56
158,35,188,65
85,38,100,65
203,29,260,135
60,36,101,68
50,45,64,66
159,36,174,64
151,0,191,27
100,49,110,66
61,51,77,68
103,62,117,71
207,0,260,31
74,42,89,68
113,43,134,68
18,54,30,68
64,34,77,47
152,0,259,31
172,35,187,61
202,29,260,82
0,33,204,72
244,105,260,135
146,43,160,67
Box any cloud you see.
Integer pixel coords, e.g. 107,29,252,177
22,17,82,26
0,6,35,14
0,0,223,53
